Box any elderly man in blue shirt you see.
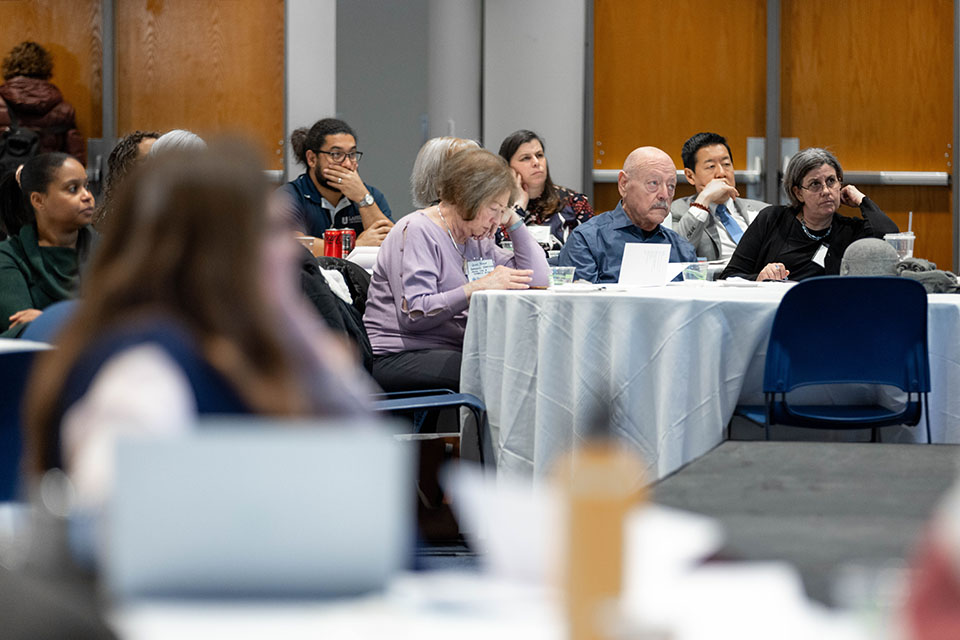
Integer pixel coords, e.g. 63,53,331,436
559,146,696,282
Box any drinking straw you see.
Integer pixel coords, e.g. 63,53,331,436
908,211,913,233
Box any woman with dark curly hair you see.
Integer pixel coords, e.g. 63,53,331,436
498,129,594,252
92,130,159,231
0,41,84,165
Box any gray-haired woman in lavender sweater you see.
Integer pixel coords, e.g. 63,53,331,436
363,147,550,393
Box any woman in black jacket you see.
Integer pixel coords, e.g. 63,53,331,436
719,147,899,282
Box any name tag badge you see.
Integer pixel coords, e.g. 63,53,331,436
465,258,495,282
812,243,828,267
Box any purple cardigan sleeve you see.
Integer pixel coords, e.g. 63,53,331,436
381,215,550,336
390,220,471,333
494,223,551,286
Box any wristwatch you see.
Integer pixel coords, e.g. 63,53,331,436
357,193,375,208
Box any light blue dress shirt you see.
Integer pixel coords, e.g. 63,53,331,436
557,202,698,283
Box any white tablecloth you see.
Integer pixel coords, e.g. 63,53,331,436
460,283,960,483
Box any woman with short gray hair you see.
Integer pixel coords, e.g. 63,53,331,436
148,129,206,156
410,136,479,209
719,147,898,281
364,148,550,392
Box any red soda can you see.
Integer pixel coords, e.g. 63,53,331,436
341,229,356,256
323,229,342,258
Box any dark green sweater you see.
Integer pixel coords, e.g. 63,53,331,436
0,223,95,338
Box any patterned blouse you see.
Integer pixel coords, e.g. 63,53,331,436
522,184,594,249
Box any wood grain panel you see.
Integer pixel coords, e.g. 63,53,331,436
782,0,952,171
593,0,766,172
858,186,952,270
117,0,284,168
782,0,954,269
0,0,102,145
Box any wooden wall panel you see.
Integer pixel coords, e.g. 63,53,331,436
782,0,953,268
0,0,102,145
116,0,285,169
593,0,766,172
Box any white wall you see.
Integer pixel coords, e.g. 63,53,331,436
284,0,337,180
483,0,587,191
337,0,429,215
285,0,590,198
427,0,482,141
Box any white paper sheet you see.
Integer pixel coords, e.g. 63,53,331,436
618,243,684,286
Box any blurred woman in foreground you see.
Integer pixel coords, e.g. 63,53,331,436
25,142,371,507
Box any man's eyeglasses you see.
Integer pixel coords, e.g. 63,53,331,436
642,177,676,195
799,176,841,193
315,150,363,163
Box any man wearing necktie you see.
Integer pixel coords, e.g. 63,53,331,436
670,132,768,261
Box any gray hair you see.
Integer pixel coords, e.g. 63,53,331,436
410,137,480,208
782,147,843,208
841,238,900,276
149,129,207,157
438,148,516,221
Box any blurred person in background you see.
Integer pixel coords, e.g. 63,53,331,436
24,142,373,510
0,152,95,337
0,41,84,167
147,128,206,156
92,130,159,232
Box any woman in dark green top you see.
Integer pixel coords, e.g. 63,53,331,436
0,152,95,337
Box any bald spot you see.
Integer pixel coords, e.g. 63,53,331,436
622,146,675,177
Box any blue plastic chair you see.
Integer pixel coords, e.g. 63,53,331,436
736,276,931,442
371,389,488,466
20,299,78,344
0,344,48,500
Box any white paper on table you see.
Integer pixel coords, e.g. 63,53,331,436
618,243,684,286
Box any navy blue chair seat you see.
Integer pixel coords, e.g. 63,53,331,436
371,389,487,466
735,276,931,442
0,344,49,501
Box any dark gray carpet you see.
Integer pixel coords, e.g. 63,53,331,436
653,441,960,605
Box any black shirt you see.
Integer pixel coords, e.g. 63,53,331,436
719,198,899,281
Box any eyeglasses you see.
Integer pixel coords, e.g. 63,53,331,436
799,175,841,193
641,177,676,195
314,149,363,163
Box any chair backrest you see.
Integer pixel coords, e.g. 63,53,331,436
763,276,929,395
20,299,78,344
0,343,49,500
